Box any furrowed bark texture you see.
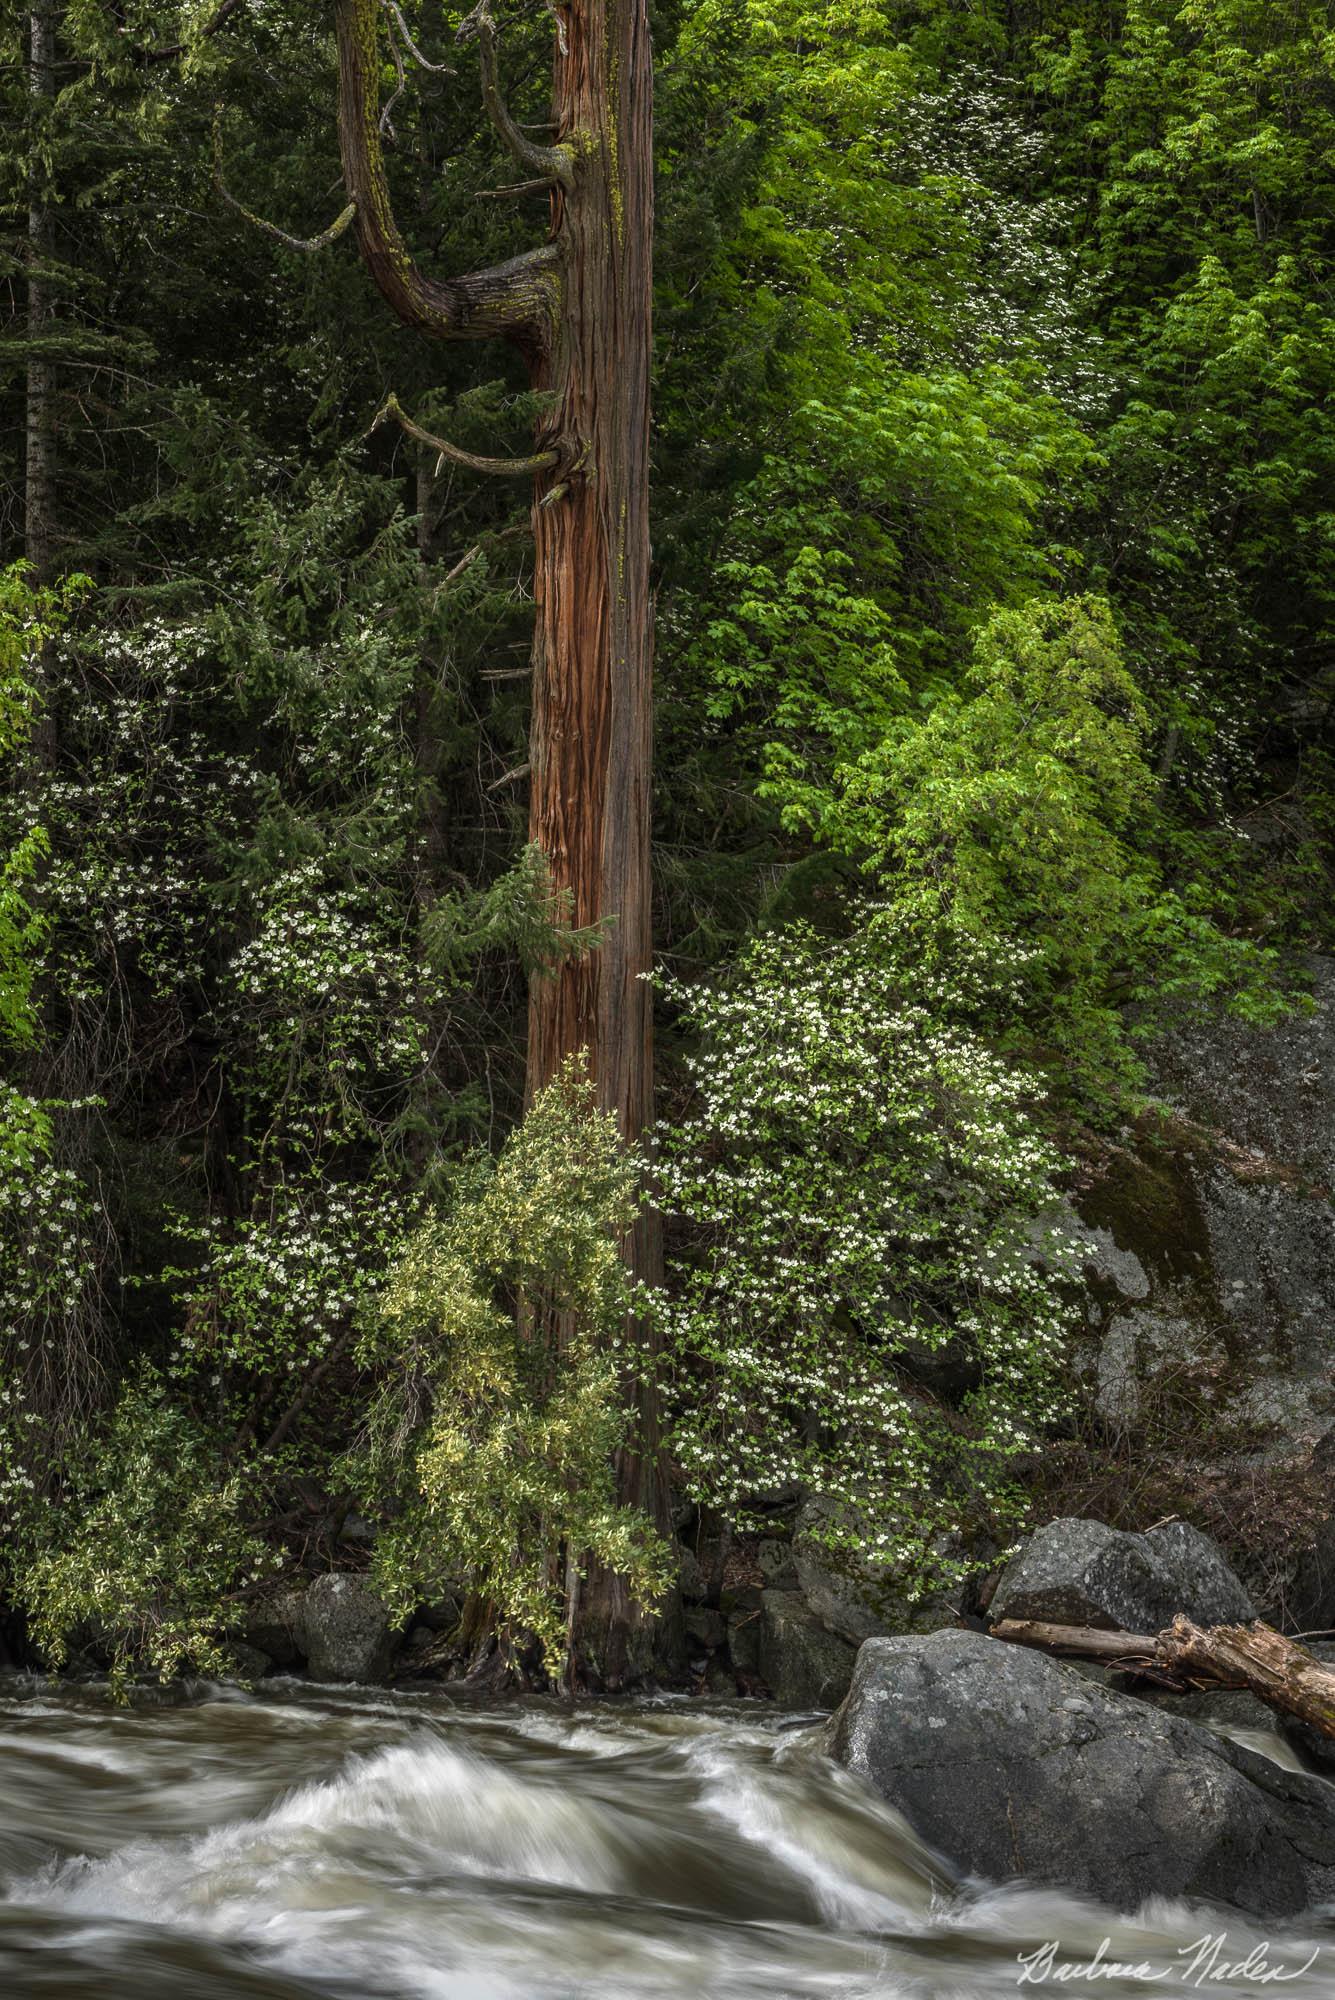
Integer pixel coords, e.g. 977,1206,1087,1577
527,0,663,1687
527,0,654,1158
332,0,665,1685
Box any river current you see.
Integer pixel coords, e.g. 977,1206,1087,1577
1,1677,1333,1999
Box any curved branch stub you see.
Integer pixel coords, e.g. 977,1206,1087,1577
334,0,560,354
374,392,560,478
214,114,357,252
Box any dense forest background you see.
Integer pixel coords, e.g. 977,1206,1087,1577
1,0,1332,1682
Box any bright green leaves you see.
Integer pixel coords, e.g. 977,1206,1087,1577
838,596,1284,1104
681,371,1093,849
659,0,1097,920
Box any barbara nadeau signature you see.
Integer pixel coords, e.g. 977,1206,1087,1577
1015,1933,1323,1988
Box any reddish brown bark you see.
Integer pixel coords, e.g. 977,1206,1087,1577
332,0,665,1683
528,0,663,1684
526,0,655,1174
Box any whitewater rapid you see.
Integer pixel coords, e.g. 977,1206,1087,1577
1,1678,1332,1998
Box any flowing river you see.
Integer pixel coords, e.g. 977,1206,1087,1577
2,1676,1333,1999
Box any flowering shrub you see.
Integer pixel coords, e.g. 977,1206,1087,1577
355,1062,670,1676
657,922,1081,1592
12,1370,277,1686
161,1177,400,1385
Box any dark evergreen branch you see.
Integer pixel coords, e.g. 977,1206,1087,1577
135,0,246,65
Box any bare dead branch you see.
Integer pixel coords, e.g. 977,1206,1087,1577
374,391,558,477
487,761,531,791
380,0,454,73
475,179,556,200
380,28,407,137
214,116,357,252
457,0,575,192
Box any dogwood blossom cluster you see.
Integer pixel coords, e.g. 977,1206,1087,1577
657,921,1082,1590
220,864,442,1144
41,625,262,1006
162,1177,403,1386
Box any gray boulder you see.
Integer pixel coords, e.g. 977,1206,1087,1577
1074,960,1335,1456
833,1629,1335,1915
303,1573,397,1682
1153,955,1335,1187
755,1536,799,1592
684,1605,725,1652
793,1496,961,1645
1285,1514,1335,1633
990,1517,1254,1633
727,1602,763,1676
758,1591,857,1707
239,1584,309,1668
223,1640,274,1682
676,1546,706,1602
1143,1520,1256,1623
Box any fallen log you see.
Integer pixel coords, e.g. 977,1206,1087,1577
991,1614,1335,1741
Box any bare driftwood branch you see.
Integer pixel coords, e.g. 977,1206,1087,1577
374,391,557,478
993,1619,1163,1663
457,0,575,191
214,116,357,252
992,1614,1335,1741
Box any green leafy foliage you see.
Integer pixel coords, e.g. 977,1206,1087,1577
658,923,1079,1592
7,1369,276,1686
836,596,1286,1102
354,1063,670,1675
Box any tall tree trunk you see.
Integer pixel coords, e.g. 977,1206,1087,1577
527,0,654,1161
26,0,56,581
528,0,664,1683
333,0,667,1685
